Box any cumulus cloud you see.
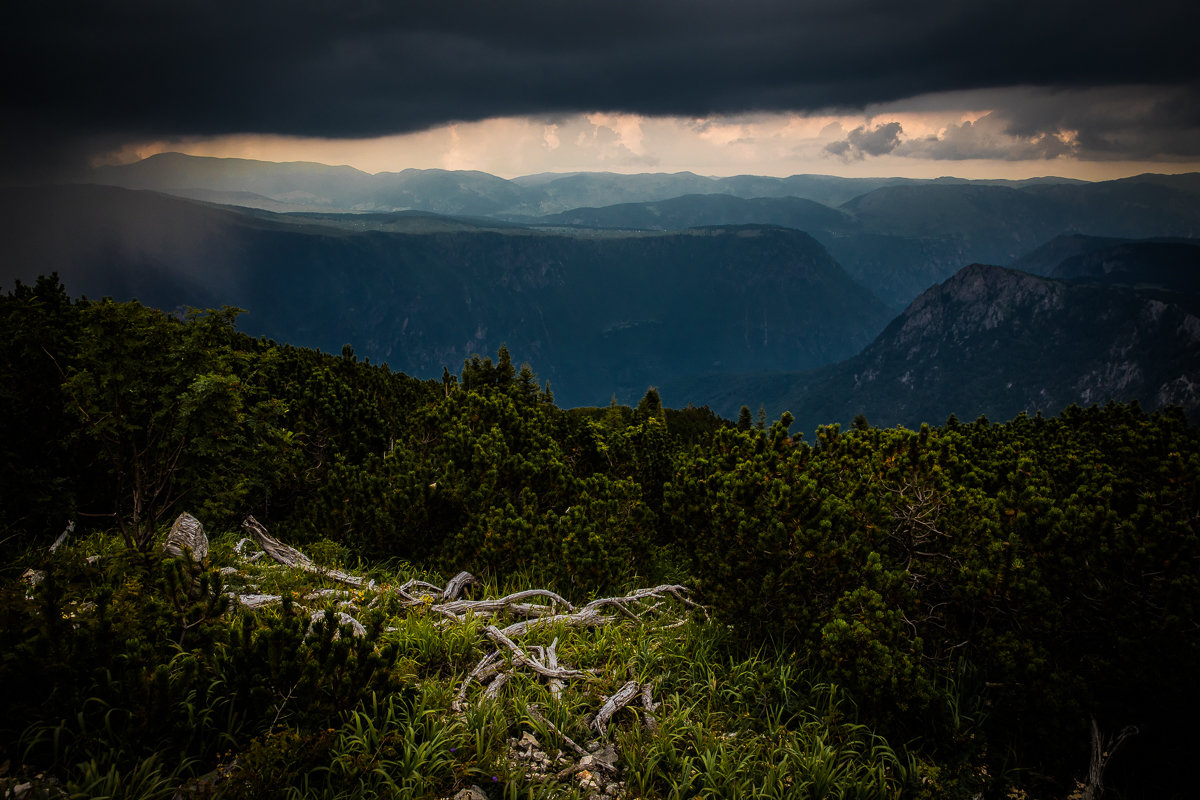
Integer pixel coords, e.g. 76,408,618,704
895,112,1077,161
825,122,904,160
814,81,1200,166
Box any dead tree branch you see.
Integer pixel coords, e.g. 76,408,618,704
242,516,373,588
591,680,641,735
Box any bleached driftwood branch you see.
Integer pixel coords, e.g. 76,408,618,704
527,704,588,757
591,680,641,735
228,515,699,774
484,625,597,681
50,521,75,553
309,609,367,638
242,516,374,588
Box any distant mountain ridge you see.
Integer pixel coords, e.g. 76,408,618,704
0,184,892,409
90,157,1200,310
515,177,1200,308
90,152,1095,217
14,158,1200,422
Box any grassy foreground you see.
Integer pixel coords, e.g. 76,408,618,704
1,526,930,800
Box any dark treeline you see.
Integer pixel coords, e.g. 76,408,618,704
2,275,1197,798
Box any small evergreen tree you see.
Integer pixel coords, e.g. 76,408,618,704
604,394,626,429
633,387,667,427
64,302,255,549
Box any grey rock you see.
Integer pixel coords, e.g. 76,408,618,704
163,512,208,562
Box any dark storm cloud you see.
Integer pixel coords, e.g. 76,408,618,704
996,85,1200,160
3,0,1199,179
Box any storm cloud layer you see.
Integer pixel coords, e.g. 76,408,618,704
3,0,1198,180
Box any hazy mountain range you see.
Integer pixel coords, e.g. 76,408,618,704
1,183,892,408
94,152,1086,216
4,154,1199,424
89,154,1200,309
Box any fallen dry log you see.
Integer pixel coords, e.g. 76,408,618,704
235,593,283,610
242,516,374,589
443,570,478,601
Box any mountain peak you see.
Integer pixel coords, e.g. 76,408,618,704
896,264,1064,345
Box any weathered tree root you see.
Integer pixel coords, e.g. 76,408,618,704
527,704,588,757
227,516,698,790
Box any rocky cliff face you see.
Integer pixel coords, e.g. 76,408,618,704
886,263,1067,351
674,263,1200,430
804,263,1200,428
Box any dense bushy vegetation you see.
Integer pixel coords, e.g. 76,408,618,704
2,275,1196,798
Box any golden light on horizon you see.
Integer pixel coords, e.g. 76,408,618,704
95,110,1200,182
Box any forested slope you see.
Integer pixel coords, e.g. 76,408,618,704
1,276,1197,799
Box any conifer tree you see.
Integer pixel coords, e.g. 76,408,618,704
604,394,626,430
64,302,254,549
633,387,667,427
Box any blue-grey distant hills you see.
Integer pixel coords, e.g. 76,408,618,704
90,152,939,214
518,178,1200,308
10,156,1200,421
0,184,891,409
88,152,1101,220
89,154,1200,309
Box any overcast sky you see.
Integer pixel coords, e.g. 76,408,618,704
4,0,1199,182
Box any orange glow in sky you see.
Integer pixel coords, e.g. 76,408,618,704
101,109,1200,181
